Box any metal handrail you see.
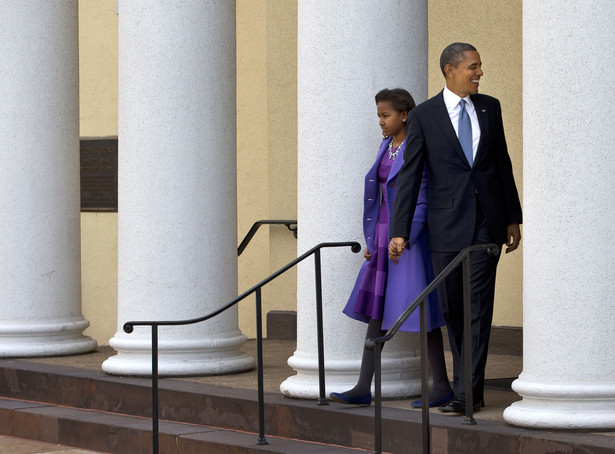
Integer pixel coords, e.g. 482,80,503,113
237,220,298,256
366,243,499,454
123,240,361,454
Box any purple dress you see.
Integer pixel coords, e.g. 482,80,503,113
345,152,395,319
343,144,445,332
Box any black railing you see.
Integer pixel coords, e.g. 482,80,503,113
123,241,361,454
366,243,499,454
237,220,298,256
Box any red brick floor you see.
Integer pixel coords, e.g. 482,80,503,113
0,435,106,453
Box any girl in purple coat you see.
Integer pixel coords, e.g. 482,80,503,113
330,89,453,408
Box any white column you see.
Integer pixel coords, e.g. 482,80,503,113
0,1,96,357
281,0,428,398
103,0,253,376
504,0,615,429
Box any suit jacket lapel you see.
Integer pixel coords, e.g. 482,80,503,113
472,95,489,166
430,91,470,166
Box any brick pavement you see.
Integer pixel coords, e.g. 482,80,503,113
0,435,105,453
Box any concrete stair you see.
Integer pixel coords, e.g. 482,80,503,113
0,359,614,453
0,397,367,453
0,360,368,453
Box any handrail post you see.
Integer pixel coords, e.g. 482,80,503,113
366,244,497,453
151,324,159,454
255,287,268,445
419,302,430,453
314,248,328,405
374,341,382,454
123,242,361,449
462,254,476,425
237,220,298,256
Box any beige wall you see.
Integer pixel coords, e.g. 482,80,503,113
237,1,271,338
236,0,298,338
264,0,298,335
428,0,523,326
78,0,522,345
78,0,298,343
79,0,118,344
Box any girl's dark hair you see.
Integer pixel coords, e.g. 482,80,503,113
375,88,416,113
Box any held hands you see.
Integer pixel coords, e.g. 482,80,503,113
364,247,372,261
505,223,521,253
387,225,521,258
388,237,408,264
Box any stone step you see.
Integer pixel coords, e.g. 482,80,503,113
0,397,366,453
0,359,614,454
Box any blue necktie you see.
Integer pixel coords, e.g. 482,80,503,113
458,99,473,167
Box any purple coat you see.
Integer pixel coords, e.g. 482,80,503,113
344,137,444,332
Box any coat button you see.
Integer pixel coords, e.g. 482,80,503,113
389,182,396,188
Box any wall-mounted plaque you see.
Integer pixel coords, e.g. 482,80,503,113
80,137,118,212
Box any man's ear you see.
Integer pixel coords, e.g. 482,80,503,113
444,63,455,78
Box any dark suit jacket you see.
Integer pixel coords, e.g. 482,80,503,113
390,91,522,252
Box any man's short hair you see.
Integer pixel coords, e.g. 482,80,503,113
439,42,477,76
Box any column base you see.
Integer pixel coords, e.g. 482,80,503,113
0,319,97,357
102,332,255,376
504,376,615,429
280,350,422,399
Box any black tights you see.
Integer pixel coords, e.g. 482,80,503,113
342,319,451,400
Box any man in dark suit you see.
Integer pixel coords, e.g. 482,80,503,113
389,42,522,414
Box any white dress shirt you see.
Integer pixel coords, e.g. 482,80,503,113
443,86,481,161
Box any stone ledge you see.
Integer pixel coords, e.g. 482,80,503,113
0,398,365,454
0,360,613,454
266,310,297,340
267,310,523,356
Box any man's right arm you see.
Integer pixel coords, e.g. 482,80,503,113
389,111,426,260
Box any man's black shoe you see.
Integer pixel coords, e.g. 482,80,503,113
438,393,483,414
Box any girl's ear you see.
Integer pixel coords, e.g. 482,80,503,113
402,111,408,123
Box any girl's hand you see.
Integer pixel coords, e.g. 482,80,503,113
364,247,372,261
388,237,408,264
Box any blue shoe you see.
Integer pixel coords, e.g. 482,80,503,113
329,391,372,406
410,390,454,408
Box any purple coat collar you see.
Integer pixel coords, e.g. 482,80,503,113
372,136,406,181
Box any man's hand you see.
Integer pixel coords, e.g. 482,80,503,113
364,247,372,261
505,223,521,253
388,237,408,264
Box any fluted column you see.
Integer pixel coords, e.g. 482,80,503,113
0,1,96,357
281,0,428,398
103,0,253,375
504,0,615,428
